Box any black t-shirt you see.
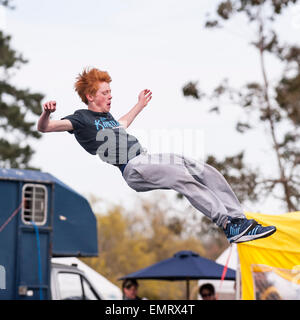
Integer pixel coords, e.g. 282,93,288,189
61,109,143,171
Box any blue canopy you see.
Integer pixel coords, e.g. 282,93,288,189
120,250,235,299
120,250,235,281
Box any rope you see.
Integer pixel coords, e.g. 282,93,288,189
216,244,233,299
32,222,44,300
0,199,24,233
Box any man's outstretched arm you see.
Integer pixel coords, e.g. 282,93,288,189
37,100,73,132
118,89,152,129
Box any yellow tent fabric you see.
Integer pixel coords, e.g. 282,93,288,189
237,211,300,300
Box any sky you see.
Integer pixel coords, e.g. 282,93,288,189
1,0,299,214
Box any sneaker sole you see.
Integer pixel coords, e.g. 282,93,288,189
233,227,277,244
228,219,258,243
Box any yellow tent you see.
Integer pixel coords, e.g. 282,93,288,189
237,211,300,300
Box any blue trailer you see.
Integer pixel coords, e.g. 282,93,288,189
0,168,98,300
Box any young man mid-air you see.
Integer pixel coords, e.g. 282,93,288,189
37,68,276,244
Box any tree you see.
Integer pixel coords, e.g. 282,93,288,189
0,0,44,169
183,0,300,212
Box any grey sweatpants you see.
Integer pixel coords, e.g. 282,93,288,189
122,152,245,227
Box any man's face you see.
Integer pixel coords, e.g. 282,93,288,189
89,81,112,112
124,285,138,299
200,289,215,300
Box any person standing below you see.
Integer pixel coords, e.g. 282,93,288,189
122,279,142,300
37,67,277,245
199,283,217,300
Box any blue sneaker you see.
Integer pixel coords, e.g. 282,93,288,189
223,217,257,244
233,223,276,243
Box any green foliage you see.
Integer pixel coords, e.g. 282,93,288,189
182,81,203,100
0,0,14,8
0,32,26,68
276,73,300,126
206,0,299,26
0,16,44,169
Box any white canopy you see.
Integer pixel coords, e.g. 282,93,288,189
216,244,237,270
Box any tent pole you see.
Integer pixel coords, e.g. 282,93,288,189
186,279,190,300
236,245,241,300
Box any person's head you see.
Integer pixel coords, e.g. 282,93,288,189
75,67,112,112
122,279,139,299
199,283,216,300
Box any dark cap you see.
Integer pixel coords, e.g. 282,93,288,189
122,279,139,290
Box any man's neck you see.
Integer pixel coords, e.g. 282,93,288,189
87,103,106,113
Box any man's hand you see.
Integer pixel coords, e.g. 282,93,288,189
38,100,73,132
138,89,152,108
43,100,57,113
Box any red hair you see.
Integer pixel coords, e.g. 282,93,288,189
74,67,112,104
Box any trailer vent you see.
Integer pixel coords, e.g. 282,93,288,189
22,184,47,226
